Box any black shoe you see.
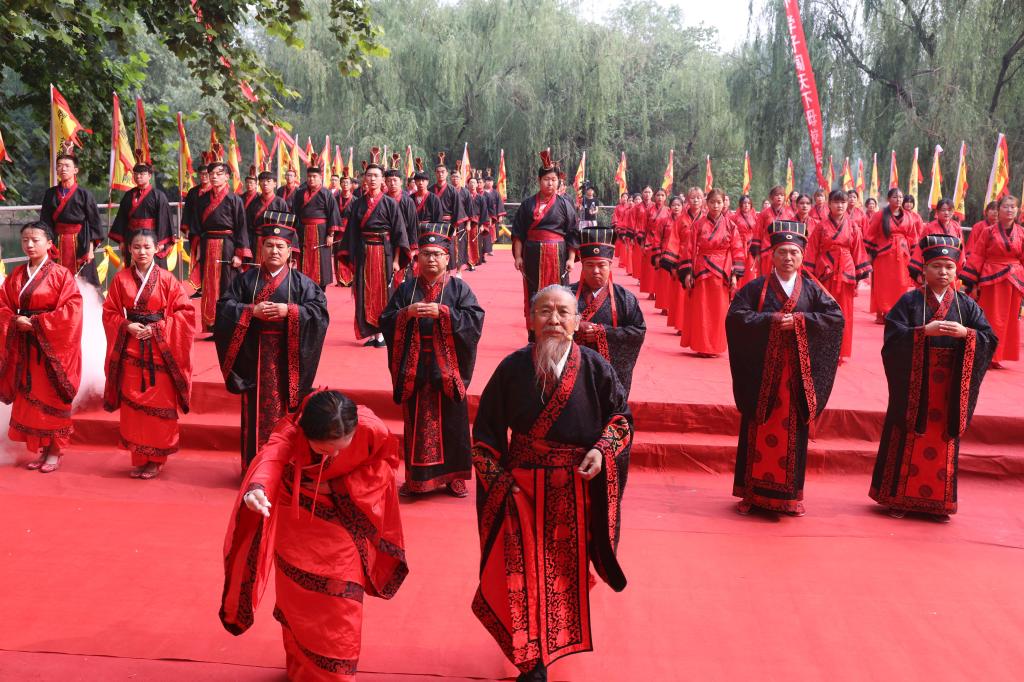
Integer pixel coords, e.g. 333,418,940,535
516,663,547,682
363,338,377,347
190,289,203,299
374,338,387,348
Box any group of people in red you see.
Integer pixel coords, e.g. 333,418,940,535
611,183,1022,369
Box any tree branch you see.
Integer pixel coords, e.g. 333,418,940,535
989,28,1024,114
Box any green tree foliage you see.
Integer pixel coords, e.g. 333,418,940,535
0,0,383,200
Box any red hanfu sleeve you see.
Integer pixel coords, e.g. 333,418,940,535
30,267,83,404
102,272,131,410
149,273,197,410
0,271,22,401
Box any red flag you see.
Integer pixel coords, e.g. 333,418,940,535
704,155,713,193
889,150,899,190
228,120,243,192
661,149,674,194
784,1,827,189
614,152,628,197
134,98,152,164
0,128,11,201
496,149,508,201
177,112,195,194
856,158,865,195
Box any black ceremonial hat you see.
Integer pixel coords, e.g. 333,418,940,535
579,226,616,260
768,220,808,250
260,211,299,249
418,222,455,254
920,233,962,265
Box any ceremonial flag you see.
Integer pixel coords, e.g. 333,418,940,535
573,151,586,207
984,133,1011,205
0,128,12,202
869,153,880,201
888,150,899,190
304,137,314,164
908,147,923,206
404,145,414,179
321,136,331,175
109,93,136,192
290,135,302,176
826,155,835,190
134,98,151,165
334,145,344,177
614,151,628,197
177,112,195,194
347,147,354,178
253,130,269,173
841,157,853,191
742,151,752,195
856,158,865,195
785,158,794,196
210,127,220,154
704,154,713,193
274,127,292,185
50,84,91,186
228,121,243,192
497,149,508,200
784,0,827,189
952,141,969,220
461,143,471,188
661,150,674,193
927,145,944,210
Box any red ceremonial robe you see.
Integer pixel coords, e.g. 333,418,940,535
220,401,408,681
751,205,796,276
39,183,104,286
471,344,632,674
293,186,344,289
612,203,631,268
732,210,758,286
962,221,1024,363
110,184,175,266
245,193,290,265
630,201,656,283
671,208,703,338
193,187,251,332
805,215,872,357
333,193,356,286
102,266,196,465
511,193,581,324
908,220,965,280
652,206,676,311
864,208,922,314
682,213,745,354
0,259,82,453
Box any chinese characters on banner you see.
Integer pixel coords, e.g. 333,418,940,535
784,0,827,190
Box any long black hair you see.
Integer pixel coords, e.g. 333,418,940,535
298,390,358,441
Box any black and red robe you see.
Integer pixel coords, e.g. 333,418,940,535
380,275,485,492
570,281,646,396
110,184,174,266
214,266,329,471
485,188,505,253
431,181,467,226
471,344,632,673
414,190,443,226
471,190,491,264
341,192,409,339
512,193,581,320
332,192,356,286
192,187,250,332
292,187,343,289
869,288,996,515
39,183,103,285
726,273,844,512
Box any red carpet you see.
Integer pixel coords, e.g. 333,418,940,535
2,249,1024,680
69,248,1024,476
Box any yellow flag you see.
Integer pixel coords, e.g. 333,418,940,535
179,238,191,265
785,159,794,196
952,141,969,220
165,237,178,271
984,133,1011,205
104,244,123,270
927,145,944,210
907,147,922,206
95,252,109,284
110,93,136,192
869,153,880,201
51,85,91,186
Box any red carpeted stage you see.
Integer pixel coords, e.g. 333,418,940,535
1,249,1023,681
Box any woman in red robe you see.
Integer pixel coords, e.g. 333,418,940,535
864,188,921,321
793,194,817,242
673,188,705,340
805,191,872,359
220,390,408,681
909,198,964,281
733,195,758,287
103,230,197,479
962,194,1024,367
661,196,685,326
682,189,744,357
751,186,796,277
967,201,998,252
612,192,631,269
630,188,654,285
0,222,82,473
641,189,669,299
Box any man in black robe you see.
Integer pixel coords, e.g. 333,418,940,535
726,220,844,516
245,170,290,263
110,158,174,268
39,144,103,285
513,150,580,329
384,156,419,262
451,165,475,274
471,284,631,682
180,164,212,293
571,227,646,396
215,213,329,472
341,156,410,346
380,224,485,498
191,161,250,333
276,167,301,202
483,170,505,256
291,155,342,289
412,159,443,225
468,172,490,268
431,152,467,226
869,235,997,520
332,169,356,287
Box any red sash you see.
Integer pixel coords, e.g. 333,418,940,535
530,193,558,228
52,184,79,222
130,185,153,217
202,186,229,224
360,191,385,228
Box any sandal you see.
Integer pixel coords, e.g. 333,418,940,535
887,507,907,519
129,466,146,479
447,479,469,498
25,453,47,470
138,464,162,480
736,501,753,515
787,502,806,517
39,455,63,474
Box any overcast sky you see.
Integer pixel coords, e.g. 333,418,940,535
588,0,757,50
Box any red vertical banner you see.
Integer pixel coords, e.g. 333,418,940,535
784,0,826,190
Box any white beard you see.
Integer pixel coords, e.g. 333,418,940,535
533,334,571,394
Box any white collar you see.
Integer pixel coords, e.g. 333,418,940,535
269,266,285,278
554,343,572,377
931,287,948,303
775,270,797,296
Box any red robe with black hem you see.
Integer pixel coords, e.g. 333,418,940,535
682,213,745,354
220,402,408,682
864,208,922,314
102,266,196,465
110,184,175,266
193,187,251,332
292,187,344,289
471,344,632,674
732,209,758,286
245,193,290,264
0,259,82,453
908,220,965,280
962,221,1024,362
511,193,581,324
726,273,844,512
630,201,656,283
805,215,872,357
751,205,796,276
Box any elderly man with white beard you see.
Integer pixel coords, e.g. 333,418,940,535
470,284,633,682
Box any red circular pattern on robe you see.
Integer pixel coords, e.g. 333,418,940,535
907,463,919,477
936,469,947,481
781,417,791,430
932,369,947,383
763,472,776,482
922,447,939,461
918,484,934,498
752,450,763,463
928,408,943,422
777,456,788,469
764,434,779,448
